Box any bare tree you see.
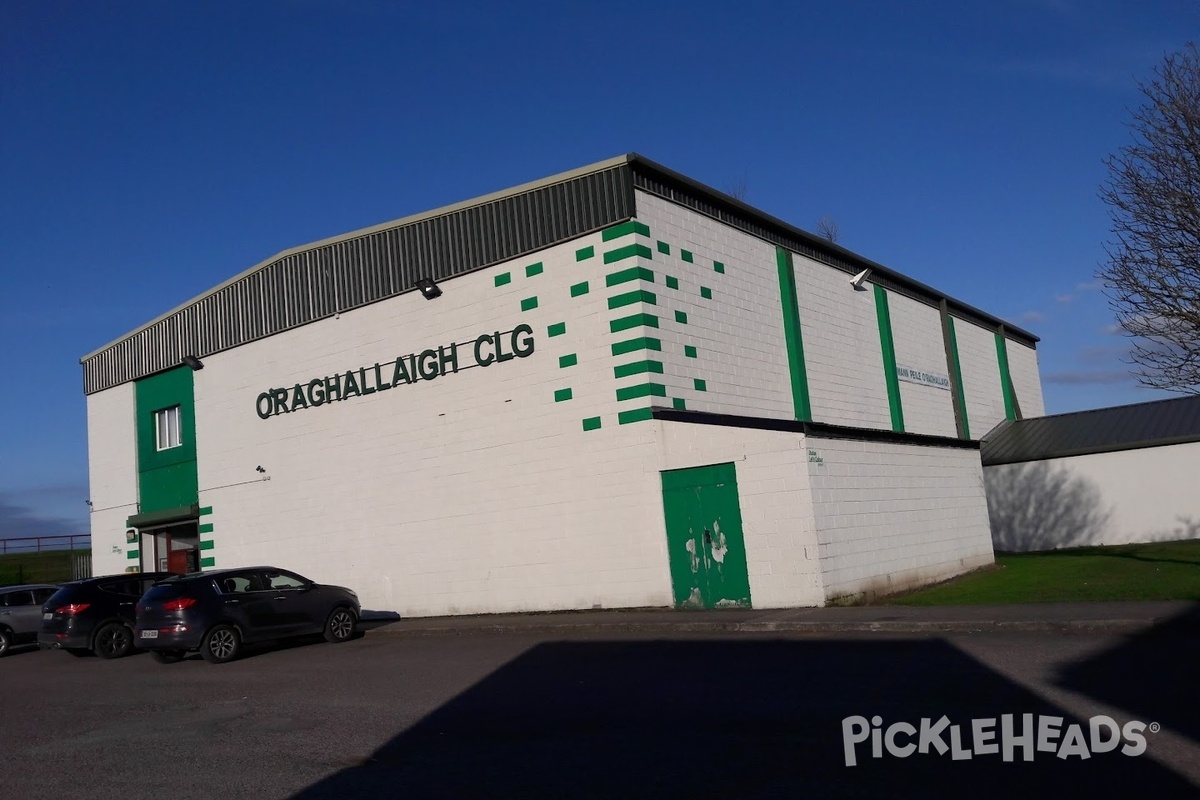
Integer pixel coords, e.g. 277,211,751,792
725,174,748,201
816,216,839,243
1099,42,1200,393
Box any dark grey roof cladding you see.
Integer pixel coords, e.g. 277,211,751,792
980,395,1200,466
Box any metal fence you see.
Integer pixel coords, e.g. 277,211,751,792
0,535,92,586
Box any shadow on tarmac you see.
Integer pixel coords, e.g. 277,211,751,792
287,636,1194,799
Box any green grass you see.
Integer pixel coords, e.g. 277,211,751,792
0,549,90,587
886,539,1200,605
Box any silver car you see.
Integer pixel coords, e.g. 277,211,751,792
0,584,59,656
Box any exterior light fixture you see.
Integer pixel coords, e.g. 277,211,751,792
182,354,205,370
416,277,443,300
849,269,871,291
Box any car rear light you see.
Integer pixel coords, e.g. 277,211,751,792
55,603,90,615
162,597,198,611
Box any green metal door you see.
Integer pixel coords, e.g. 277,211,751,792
660,462,752,609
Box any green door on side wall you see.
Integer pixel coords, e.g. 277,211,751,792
660,462,752,609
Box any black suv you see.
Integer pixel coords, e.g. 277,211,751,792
135,566,360,664
40,572,175,658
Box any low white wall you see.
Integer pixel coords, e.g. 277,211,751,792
985,442,1200,551
86,384,139,576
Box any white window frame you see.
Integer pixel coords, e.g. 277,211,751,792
155,405,182,451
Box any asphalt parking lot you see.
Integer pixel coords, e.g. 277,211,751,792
3,625,1198,799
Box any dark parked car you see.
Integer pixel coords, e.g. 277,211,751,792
0,584,59,656
135,566,360,664
39,572,175,658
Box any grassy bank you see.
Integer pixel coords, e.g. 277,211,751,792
887,539,1200,605
0,549,90,586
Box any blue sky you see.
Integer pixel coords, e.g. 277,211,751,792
1,0,1196,537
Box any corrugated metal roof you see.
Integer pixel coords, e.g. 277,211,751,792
980,395,1200,466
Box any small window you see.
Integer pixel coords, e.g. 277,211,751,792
155,405,182,450
264,571,306,590
3,591,35,607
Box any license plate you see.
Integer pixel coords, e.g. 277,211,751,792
140,630,158,639
43,612,53,620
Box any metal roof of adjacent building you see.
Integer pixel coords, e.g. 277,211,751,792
80,153,1040,394
980,395,1200,466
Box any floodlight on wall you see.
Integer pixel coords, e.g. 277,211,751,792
416,277,443,300
181,354,205,370
849,268,871,291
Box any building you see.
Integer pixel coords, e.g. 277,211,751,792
982,395,1200,552
81,154,1044,615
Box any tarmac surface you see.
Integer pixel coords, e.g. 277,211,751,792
362,599,1197,636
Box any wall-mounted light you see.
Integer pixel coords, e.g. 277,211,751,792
416,277,443,300
849,268,872,291
182,354,205,370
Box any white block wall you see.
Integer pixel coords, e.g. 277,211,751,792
631,192,792,419
985,442,1200,551
790,256,892,430
86,384,138,576
888,292,958,437
192,229,676,616
1005,340,1045,418
656,421,825,608
808,438,994,601
954,317,1007,439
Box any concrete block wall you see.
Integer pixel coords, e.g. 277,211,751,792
630,192,792,420
86,384,139,576
954,317,1007,439
807,437,994,602
192,228,677,616
888,292,958,437
985,441,1200,551
789,256,892,430
656,421,824,608
1005,340,1045,419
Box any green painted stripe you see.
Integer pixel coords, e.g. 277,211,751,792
602,220,650,240
126,549,139,560
611,337,662,356
874,285,905,433
548,322,566,337
603,243,652,264
684,345,697,358
681,250,694,263
674,310,688,324
996,332,1017,421
607,289,656,310
582,416,602,431
657,241,670,255
525,262,543,277
570,281,589,297
775,248,813,421
494,272,511,287
614,360,664,378
672,397,686,410
198,523,214,534
200,556,216,568
945,312,971,439
554,388,573,402
520,296,538,311
713,261,725,274
200,540,215,551
605,266,654,287
700,286,712,300
618,407,654,425
198,506,213,516
609,313,659,333
576,246,595,261
665,275,679,290
559,353,578,368
693,378,707,392
616,382,667,401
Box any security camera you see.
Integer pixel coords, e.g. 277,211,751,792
850,268,871,290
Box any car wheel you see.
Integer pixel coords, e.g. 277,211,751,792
0,628,11,657
324,607,357,643
94,623,134,659
201,624,241,664
150,649,186,664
